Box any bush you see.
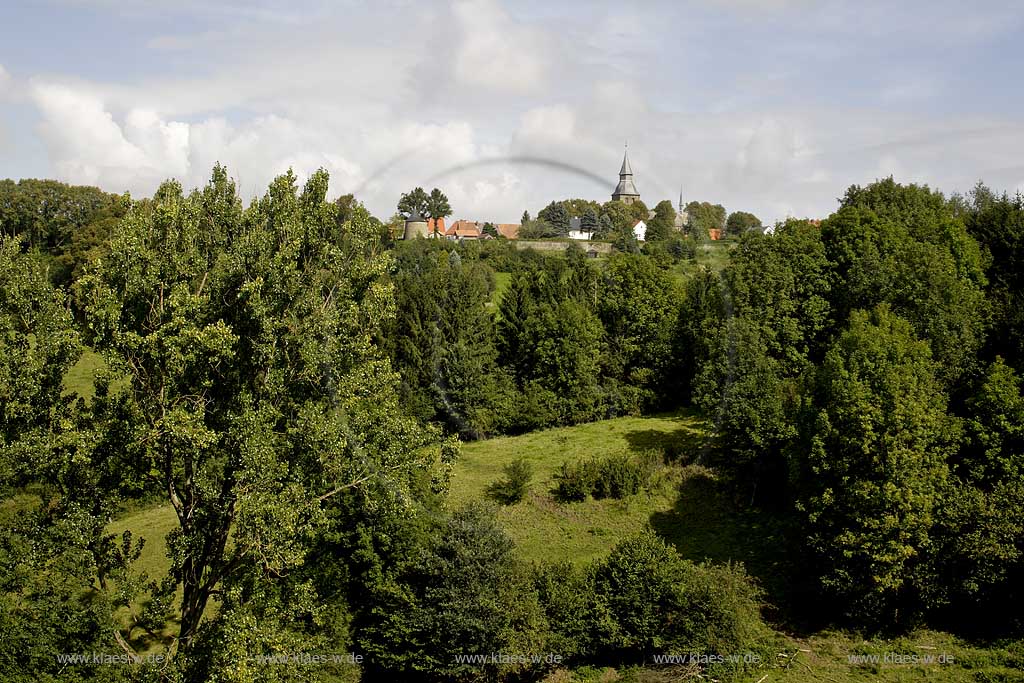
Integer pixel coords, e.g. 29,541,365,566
554,454,651,502
553,459,597,502
358,504,548,682
486,457,534,505
533,562,605,661
593,532,767,661
594,454,646,499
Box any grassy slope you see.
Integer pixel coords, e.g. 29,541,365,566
451,413,708,565
488,271,513,316
56,331,1021,680
451,416,1023,683
671,238,735,283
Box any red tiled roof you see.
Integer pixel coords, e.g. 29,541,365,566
495,223,519,239
447,220,481,238
427,217,446,235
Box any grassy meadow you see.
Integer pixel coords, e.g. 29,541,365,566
450,416,1023,683
48,293,1023,682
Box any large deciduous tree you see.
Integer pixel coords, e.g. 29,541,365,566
398,187,451,220
796,305,954,623
77,165,445,672
644,200,676,242
725,211,762,236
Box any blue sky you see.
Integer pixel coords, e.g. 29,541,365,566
1,0,1022,223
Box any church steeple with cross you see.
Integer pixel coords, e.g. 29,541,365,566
611,143,641,205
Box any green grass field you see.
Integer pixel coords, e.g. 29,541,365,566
451,415,1024,683
451,413,709,565
672,239,736,282
45,347,1024,681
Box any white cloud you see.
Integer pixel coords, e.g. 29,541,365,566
10,0,1024,227
451,0,547,93
517,105,576,143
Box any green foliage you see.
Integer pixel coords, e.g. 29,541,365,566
0,240,82,488
685,201,727,238
398,186,451,219
965,191,1024,369
0,503,134,683
533,562,603,660
688,221,831,502
518,218,558,239
725,220,833,374
554,458,597,502
694,317,796,491
358,503,548,682
644,200,676,242
539,200,571,236
598,254,680,411
963,358,1024,487
601,200,636,233
486,457,533,505
726,210,762,236
923,479,1024,630
592,531,766,661
388,240,513,439
796,305,955,623
73,165,446,672
826,180,987,386
0,178,121,268
554,453,652,502
496,256,608,426
581,207,600,237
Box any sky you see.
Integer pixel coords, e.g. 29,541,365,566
1,0,1022,224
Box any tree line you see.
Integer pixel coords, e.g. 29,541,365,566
1,166,1022,681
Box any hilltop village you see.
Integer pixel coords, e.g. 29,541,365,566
399,148,739,243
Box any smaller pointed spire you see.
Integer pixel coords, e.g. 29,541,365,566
619,145,633,176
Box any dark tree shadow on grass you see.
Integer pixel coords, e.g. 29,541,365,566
623,427,704,462
649,468,816,633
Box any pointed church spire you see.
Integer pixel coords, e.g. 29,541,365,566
611,143,640,204
619,145,633,176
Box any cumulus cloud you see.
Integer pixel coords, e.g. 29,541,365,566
10,0,1024,226
451,0,547,94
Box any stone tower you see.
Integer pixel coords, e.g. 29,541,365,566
611,145,640,205
403,208,429,240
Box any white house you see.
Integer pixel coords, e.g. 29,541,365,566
632,219,647,242
568,216,592,241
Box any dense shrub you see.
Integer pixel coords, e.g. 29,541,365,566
592,532,767,661
486,457,534,505
554,459,599,502
554,454,653,502
593,454,647,499
532,562,607,661
358,503,548,682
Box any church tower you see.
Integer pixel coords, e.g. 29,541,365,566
611,145,640,205
674,185,689,231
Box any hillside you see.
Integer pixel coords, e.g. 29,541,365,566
449,415,1024,683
